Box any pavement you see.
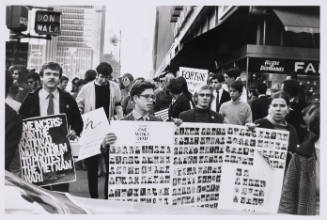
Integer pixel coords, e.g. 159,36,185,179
69,169,106,199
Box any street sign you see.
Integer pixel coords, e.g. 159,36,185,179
35,10,61,35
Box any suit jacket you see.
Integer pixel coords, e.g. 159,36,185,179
216,89,231,112
19,88,83,136
250,95,270,121
5,103,22,170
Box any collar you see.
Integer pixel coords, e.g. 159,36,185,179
258,94,266,98
132,110,150,121
39,88,59,99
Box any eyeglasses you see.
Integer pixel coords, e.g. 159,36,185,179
198,94,212,97
139,94,156,100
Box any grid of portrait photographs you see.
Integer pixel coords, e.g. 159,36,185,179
232,168,266,207
107,122,289,211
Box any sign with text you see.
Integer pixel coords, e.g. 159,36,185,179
249,58,320,75
107,121,289,214
178,67,208,94
18,114,75,186
35,10,61,35
77,108,111,161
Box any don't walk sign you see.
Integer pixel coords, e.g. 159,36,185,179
35,10,61,35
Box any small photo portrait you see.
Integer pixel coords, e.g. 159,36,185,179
190,128,195,135
231,155,236,163
220,137,225,144
233,196,239,203
231,147,236,154
201,128,206,135
239,129,245,136
242,178,248,186
206,128,211,135
174,147,178,155
225,155,230,162
149,145,153,153
274,151,280,159
217,128,221,135
240,197,246,204
248,158,254,165
179,128,185,135
109,145,116,153
241,188,247,195
109,189,114,197
258,198,264,205
243,169,249,177
264,131,270,139
221,128,226,135
245,130,251,137
227,136,232,144
283,133,288,141
235,177,241,185
184,128,190,135
246,198,252,204
122,146,128,154
154,146,159,153
135,146,140,154
211,128,217,135
178,147,183,154
127,189,133,197
116,156,121,164
129,146,135,154
270,132,276,139
236,168,242,176
248,179,254,187
250,139,256,147
244,139,249,146
109,177,115,184
114,189,121,197
116,146,121,154
237,147,243,154
166,146,171,153
228,127,233,135
243,147,249,155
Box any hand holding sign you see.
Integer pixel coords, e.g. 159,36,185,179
100,133,118,154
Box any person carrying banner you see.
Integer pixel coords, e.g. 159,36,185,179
219,80,252,125
179,85,223,123
76,62,123,198
19,62,83,192
101,81,161,199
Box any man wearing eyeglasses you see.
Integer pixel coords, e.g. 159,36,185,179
123,81,161,121
76,62,123,199
178,85,223,123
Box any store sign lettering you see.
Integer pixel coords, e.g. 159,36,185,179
294,62,319,74
259,60,285,73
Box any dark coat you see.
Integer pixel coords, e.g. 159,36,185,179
250,95,271,121
19,88,83,136
216,89,231,112
168,93,193,120
179,108,224,123
5,104,22,170
154,89,172,112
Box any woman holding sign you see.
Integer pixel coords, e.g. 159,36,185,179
253,92,299,169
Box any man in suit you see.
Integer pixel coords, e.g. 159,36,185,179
250,82,270,121
19,62,83,192
179,85,223,123
209,74,230,112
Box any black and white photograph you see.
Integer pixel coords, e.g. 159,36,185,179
2,0,322,217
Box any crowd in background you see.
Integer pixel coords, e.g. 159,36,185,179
5,61,320,215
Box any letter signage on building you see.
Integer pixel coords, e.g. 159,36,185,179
34,10,61,35
249,58,319,75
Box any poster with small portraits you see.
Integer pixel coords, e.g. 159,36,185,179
108,121,175,205
107,121,289,214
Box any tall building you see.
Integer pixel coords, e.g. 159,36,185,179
153,6,320,102
101,53,121,79
46,5,106,79
27,43,46,71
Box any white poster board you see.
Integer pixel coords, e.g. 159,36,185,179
77,108,110,161
107,121,289,214
178,67,209,94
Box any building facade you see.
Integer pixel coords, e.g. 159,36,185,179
46,5,106,79
153,6,320,103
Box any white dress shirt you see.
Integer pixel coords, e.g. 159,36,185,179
39,88,60,116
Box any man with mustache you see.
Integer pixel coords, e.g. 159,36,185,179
19,62,83,192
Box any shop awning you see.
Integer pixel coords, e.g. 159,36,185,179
273,8,319,33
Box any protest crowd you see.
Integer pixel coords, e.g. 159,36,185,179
5,61,320,215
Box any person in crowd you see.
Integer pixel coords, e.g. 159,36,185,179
282,79,306,142
278,103,319,215
121,77,145,116
5,71,22,173
76,62,123,199
250,82,270,121
208,74,230,112
26,72,41,93
167,76,194,121
248,88,258,106
19,62,83,192
120,73,134,102
84,69,97,83
7,65,29,104
58,74,69,91
154,75,165,95
219,80,252,125
70,77,80,98
154,72,175,112
100,81,161,199
254,91,298,168
223,68,239,90
179,85,223,123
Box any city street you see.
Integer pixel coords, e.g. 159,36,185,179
69,168,106,199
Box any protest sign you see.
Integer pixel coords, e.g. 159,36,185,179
77,108,110,161
106,121,289,214
18,114,75,186
154,108,169,121
178,67,208,94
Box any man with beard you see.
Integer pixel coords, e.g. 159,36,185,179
178,85,223,123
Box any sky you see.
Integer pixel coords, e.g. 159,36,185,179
104,2,156,79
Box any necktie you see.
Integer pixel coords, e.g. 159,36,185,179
47,93,54,115
216,90,220,112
